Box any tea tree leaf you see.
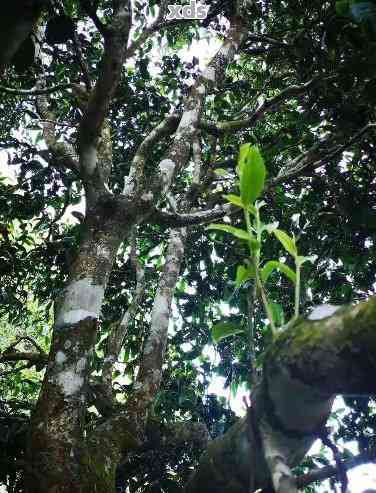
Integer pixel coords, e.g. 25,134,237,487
211,322,245,343
261,260,296,284
235,264,256,287
207,224,251,241
238,145,266,206
273,229,298,258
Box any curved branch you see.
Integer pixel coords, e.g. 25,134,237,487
124,114,180,195
78,1,131,174
148,10,249,203
185,297,376,493
153,204,232,227
273,122,376,185
200,76,323,135
0,83,72,97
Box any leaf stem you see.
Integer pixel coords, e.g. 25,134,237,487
244,207,276,332
294,260,301,318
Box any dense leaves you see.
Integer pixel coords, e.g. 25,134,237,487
0,0,376,491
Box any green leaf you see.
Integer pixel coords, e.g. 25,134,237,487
223,194,244,207
235,264,255,287
211,322,245,343
296,255,317,266
261,260,296,284
237,143,252,174
238,145,266,206
249,238,260,252
269,302,285,327
273,229,298,257
214,168,230,177
206,224,251,241
223,194,257,215
336,0,349,15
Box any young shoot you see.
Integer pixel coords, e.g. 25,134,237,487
207,144,316,343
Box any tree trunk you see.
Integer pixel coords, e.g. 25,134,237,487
26,207,126,492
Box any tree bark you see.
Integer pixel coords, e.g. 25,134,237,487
26,205,128,492
184,297,376,493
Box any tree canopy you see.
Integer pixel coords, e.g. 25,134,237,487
0,1,376,492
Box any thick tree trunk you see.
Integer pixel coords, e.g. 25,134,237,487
26,208,126,492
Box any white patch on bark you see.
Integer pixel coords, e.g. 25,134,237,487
64,340,72,349
55,278,104,328
123,176,134,195
178,109,197,129
202,66,216,82
221,43,232,57
141,191,153,201
81,146,97,175
76,357,87,372
159,159,175,185
308,304,341,321
143,294,170,356
57,369,84,396
96,243,111,260
197,85,205,95
151,293,169,332
159,159,175,174
152,369,161,384
260,422,298,493
55,351,67,364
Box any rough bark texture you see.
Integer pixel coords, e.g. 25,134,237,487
184,297,376,493
27,211,126,492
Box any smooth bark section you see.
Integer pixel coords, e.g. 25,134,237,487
126,228,187,427
185,298,376,493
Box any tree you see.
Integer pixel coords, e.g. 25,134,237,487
1,0,376,492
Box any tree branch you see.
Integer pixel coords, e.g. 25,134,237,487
296,452,376,489
185,297,376,493
35,80,79,173
78,1,131,178
148,11,250,203
124,114,180,195
200,76,323,135
273,122,376,185
0,83,72,97
126,0,169,57
79,0,108,37
101,231,146,398
0,351,47,366
153,204,232,227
